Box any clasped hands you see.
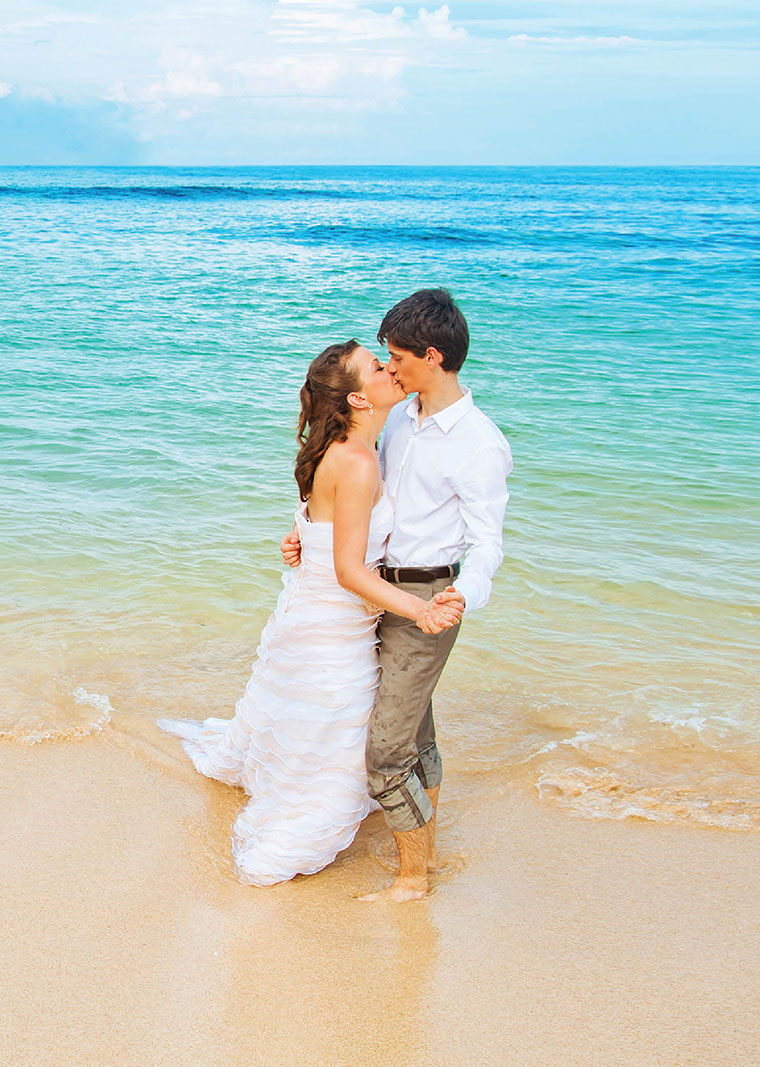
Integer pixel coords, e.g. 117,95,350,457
417,586,465,634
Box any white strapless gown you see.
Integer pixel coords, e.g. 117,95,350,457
158,492,393,886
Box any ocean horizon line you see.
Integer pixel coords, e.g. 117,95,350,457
3,162,760,171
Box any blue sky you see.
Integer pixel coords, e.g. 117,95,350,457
1,0,758,164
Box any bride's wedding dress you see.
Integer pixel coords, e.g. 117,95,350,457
158,492,393,886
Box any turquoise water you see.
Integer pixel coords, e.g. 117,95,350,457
2,167,759,827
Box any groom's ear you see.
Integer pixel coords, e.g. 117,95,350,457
425,346,445,368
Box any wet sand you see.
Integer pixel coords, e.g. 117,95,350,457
1,730,758,1067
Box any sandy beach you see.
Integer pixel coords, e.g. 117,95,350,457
2,721,758,1067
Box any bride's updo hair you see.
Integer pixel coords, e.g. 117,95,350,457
295,339,362,501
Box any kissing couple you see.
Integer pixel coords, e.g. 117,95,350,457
159,288,512,901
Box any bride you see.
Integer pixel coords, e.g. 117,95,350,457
158,339,462,886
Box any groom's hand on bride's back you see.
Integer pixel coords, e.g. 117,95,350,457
280,526,302,567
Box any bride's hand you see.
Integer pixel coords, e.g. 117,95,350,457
416,595,464,634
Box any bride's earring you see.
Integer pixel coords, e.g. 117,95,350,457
367,403,374,415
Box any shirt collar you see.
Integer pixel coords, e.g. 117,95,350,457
403,387,473,433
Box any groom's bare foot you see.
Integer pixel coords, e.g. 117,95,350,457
359,875,428,902
361,824,430,901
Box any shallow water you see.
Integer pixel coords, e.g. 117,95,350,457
1,166,758,829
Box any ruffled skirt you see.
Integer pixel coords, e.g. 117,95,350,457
158,566,380,886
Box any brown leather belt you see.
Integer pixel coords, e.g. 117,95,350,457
380,562,461,584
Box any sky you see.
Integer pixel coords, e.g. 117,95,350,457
0,0,758,165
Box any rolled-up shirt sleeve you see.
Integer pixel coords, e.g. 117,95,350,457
450,440,513,614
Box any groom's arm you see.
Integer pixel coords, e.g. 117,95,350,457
449,439,513,614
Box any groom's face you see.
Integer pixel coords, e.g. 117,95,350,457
386,342,427,395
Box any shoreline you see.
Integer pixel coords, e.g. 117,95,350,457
1,730,758,1065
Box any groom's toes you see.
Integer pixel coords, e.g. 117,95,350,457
358,878,429,902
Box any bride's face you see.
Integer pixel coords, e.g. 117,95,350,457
350,345,406,410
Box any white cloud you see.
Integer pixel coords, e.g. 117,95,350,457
104,48,226,110
21,85,58,103
2,1,468,118
0,11,102,33
229,56,343,96
142,69,223,104
0,82,13,97
228,51,405,107
506,34,645,49
417,5,465,41
269,0,465,44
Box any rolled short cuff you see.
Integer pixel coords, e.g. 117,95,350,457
374,771,434,833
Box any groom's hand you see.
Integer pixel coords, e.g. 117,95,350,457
417,588,465,634
433,586,465,610
280,527,301,567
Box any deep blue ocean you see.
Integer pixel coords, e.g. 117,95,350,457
1,166,758,828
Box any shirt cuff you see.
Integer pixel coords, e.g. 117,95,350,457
452,575,485,616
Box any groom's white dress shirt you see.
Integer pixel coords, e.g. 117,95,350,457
379,388,513,615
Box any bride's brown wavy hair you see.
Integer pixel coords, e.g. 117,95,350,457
295,339,362,501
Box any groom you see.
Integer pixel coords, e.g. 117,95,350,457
283,289,512,900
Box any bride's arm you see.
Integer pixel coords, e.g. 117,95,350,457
332,452,462,634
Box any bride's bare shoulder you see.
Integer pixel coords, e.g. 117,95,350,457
310,440,378,514
321,437,378,481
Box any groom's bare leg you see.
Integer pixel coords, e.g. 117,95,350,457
366,790,439,881
416,711,442,872
360,825,429,902
425,785,440,872
363,576,459,901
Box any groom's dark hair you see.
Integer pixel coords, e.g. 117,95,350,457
377,288,469,373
